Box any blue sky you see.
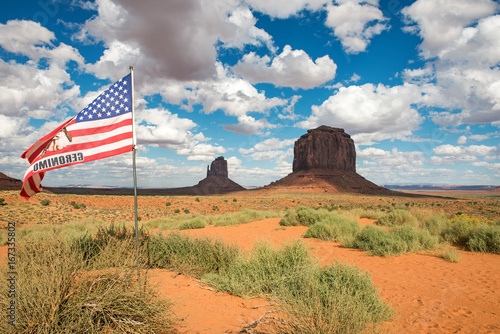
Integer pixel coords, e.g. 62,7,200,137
1,0,499,189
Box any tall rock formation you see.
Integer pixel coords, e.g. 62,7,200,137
207,156,228,178
293,126,356,172
265,125,394,195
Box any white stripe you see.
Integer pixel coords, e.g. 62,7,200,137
68,113,131,131
70,125,132,144
80,138,132,158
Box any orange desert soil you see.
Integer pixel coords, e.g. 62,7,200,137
2,218,499,333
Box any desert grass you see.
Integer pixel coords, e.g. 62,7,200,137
0,234,176,334
303,213,361,245
147,232,239,277
144,209,281,231
204,241,392,333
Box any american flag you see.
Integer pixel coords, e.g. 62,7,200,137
21,73,134,199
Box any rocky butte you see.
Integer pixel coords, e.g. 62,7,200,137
265,125,394,195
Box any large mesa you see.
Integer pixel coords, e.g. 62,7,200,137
265,125,394,195
293,125,356,172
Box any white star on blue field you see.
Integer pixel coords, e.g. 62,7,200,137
1,0,499,188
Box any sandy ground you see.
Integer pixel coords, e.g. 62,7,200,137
174,218,499,333
2,218,499,333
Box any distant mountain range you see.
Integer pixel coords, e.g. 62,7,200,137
383,184,499,191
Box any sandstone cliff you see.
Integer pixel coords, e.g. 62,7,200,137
265,126,394,195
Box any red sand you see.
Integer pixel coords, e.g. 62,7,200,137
2,218,499,333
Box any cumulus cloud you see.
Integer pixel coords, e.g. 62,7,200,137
244,0,329,18
433,144,498,156
402,0,498,59
135,107,226,162
298,83,424,144
403,0,500,126
223,115,276,135
239,137,296,154
325,0,389,53
80,0,273,81
233,45,337,89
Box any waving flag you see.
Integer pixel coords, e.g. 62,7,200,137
21,73,134,199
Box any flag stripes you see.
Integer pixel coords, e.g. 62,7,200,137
21,73,134,199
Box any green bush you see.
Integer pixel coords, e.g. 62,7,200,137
424,212,449,236
354,226,408,256
0,198,6,206
303,214,361,245
377,209,419,227
391,225,438,252
179,218,206,230
280,207,329,226
441,217,475,247
40,199,50,206
467,224,500,254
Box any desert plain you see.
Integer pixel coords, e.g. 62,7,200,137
1,188,499,333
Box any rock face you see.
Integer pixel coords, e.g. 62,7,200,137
207,156,228,178
264,125,394,195
293,126,356,173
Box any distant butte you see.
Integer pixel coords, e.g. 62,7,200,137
263,126,395,195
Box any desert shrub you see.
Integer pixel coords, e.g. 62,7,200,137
377,209,419,227
354,226,407,256
0,235,175,334
205,241,313,297
75,223,148,269
179,218,206,230
147,232,238,277
165,201,171,207
280,207,330,226
438,247,462,263
467,224,500,254
275,262,393,334
205,241,392,334
70,201,86,209
40,199,50,206
424,211,449,236
441,215,479,247
391,225,438,252
0,198,6,206
207,209,280,227
303,214,361,245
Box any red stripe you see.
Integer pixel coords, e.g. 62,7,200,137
70,118,132,137
59,132,133,153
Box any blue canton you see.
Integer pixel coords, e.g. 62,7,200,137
76,74,132,123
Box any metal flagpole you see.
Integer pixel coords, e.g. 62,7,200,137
130,66,140,282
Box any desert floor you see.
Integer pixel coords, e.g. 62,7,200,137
1,190,499,333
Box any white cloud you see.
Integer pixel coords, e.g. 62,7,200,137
433,144,466,156
468,134,489,142
434,144,498,156
157,63,288,120
223,115,275,135
239,137,295,154
233,45,337,89
298,83,424,144
403,0,500,126
244,0,329,18
357,147,388,158
402,0,498,59
457,135,467,144
0,20,83,65
325,0,389,53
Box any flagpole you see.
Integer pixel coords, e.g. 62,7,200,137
130,66,140,282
